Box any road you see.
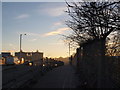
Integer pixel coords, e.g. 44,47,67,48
32,65,79,88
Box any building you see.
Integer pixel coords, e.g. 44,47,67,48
15,50,43,66
1,52,15,65
5,56,14,65
2,52,11,58
0,54,4,65
32,50,43,66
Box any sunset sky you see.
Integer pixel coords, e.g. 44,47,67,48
0,1,1,53
2,2,75,58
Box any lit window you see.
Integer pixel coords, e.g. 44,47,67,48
21,58,24,64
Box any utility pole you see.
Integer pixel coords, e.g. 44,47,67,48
69,43,70,58
69,43,71,65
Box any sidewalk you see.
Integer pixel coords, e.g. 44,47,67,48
32,65,79,88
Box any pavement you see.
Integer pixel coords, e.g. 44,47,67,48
32,64,79,88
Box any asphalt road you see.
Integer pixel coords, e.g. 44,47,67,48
32,65,79,88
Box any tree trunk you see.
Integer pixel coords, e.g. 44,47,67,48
97,39,107,88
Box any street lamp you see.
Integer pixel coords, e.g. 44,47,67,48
19,34,26,63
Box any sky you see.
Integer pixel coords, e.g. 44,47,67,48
2,2,74,58
0,1,2,54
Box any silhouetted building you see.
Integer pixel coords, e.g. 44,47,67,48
2,52,11,58
15,50,43,66
1,52,15,65
5,56,14,65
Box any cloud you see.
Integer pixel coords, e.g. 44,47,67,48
45,7,66,17
51,22,63,29
37,6,67,17
17,27,70,38
43,27,70,37
15,14,30,19
53,22,62,26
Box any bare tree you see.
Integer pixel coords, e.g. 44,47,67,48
65,2,120,88
65,2,120,46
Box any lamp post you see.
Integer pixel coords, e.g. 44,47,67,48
19,34,26,64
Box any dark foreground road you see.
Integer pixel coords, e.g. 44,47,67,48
32,65,79,88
